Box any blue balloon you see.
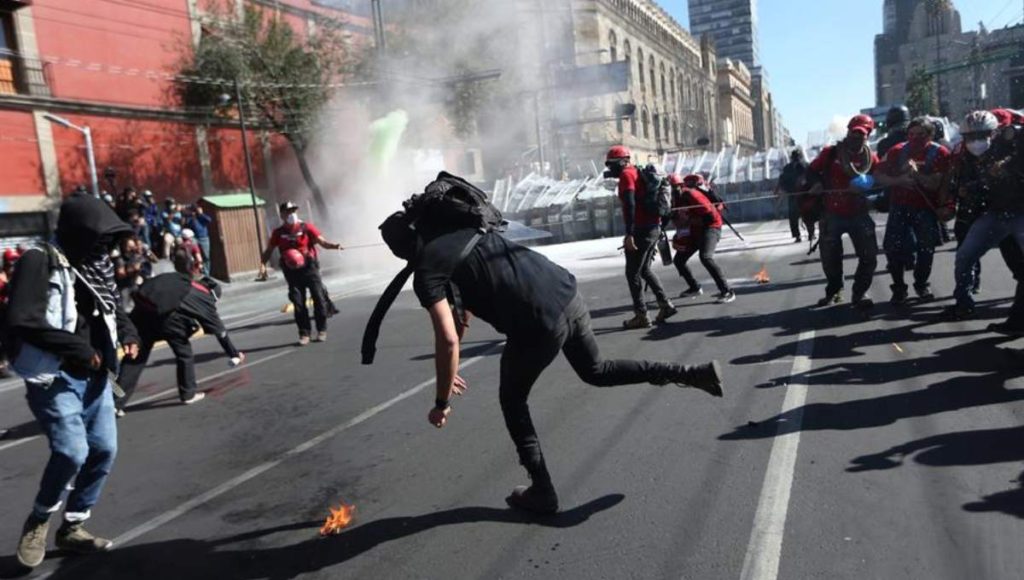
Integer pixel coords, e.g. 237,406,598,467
850,174,876,192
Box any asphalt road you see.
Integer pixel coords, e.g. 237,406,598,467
0,220,1021,580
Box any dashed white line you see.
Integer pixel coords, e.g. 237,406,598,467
739,330,816,580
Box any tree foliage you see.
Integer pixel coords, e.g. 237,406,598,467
174,1,353,217
905,67,938,117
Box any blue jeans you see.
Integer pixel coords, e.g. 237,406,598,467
883,205,941,289
819,213,878,298
197,237,211,276
25,372,118,522
954,212,1024,308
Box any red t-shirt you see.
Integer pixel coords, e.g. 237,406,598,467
617,166,661,229
270,222,322,260
882,142,951,210
677,188,722,231
809,146,881,217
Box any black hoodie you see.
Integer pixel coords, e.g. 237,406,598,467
6,194,139,375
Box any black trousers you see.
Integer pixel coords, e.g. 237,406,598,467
499,294,672,482
787,196,816,240
284,264,328,335
118,312,199,408
674,227,730,294
819,213,878,298
625,226,668,312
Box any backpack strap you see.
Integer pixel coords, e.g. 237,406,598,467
445,233,482,336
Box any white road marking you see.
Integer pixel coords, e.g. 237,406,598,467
739,330,816,580
34,349,498,579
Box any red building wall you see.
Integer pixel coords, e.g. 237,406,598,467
0,110,45,195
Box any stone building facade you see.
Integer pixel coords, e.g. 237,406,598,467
716,58,756,151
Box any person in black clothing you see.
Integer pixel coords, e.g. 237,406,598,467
381,213,724,516
877,105,910,158
116,251,244,413
774,149,813,242
5,193,140,568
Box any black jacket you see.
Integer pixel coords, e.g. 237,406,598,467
132,273,226,337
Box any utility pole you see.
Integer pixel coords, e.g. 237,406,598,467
371,0,386,55
233,79,265,261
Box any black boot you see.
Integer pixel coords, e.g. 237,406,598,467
651,361,723,397
507,450,559,515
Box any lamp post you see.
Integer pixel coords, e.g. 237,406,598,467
220,81,265,266
43,113,98,197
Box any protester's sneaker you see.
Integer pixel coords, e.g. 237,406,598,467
622,312,652,330
988,322,1024,337
314,331,328,343
679,287,704,299
16,515,49,568
939,304,975,321
794,237,802,244
715,291,736,304
889,285,909,305
55,522,113,554
970,283,982,295
182,392,206,405
851,294,874,310
653,360,723,397
654,303,678,324
298,335,311,347
114,408,126,419
913,284,935,302
816,291,843,307
505,484,559,515
229,352,246,367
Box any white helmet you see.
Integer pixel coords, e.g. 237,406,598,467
962,111,998,135
181,228,195,240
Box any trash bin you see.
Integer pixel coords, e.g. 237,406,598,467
198,193,268,282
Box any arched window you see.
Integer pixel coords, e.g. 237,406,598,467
641,106,650,140
664,116,671,142
630,113,637,137
649,55,656,97
660,62,667,102
674,120,680,144
637,47,645,92
670,75,676,107
608,30,618,62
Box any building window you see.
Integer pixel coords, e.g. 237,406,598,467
641,107,650,140
654,112,661,142
608,29,618,62
1,9,20,94
637,47,645,92
660,62,667,102
674,120,680,144
649,55,656,97
664,116,671,143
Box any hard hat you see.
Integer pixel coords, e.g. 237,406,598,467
281,248,306,270
606,145,632,161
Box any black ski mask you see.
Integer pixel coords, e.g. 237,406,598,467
604,158,629,179
379,211,420,261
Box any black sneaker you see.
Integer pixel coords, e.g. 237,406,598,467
851,294,874,310
988,322,1024,337
661,360,723,397
679,287,704,299
816,291,843,307
939,304,975,321
913,284,935,302
506,484,559,515
889,285,909,305
654,303,679,324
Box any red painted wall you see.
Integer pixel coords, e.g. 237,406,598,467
0,110,45,195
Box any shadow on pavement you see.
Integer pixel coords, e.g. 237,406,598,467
964,470,1024,519
410,340,504,362
43,495,625,580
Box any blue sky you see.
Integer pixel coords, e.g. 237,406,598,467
663,0,1020,145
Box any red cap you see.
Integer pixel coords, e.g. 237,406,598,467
683,174,706,188
667,173,684,186
606,145,631,161
2,248,20,267
848,114,876,136
281,248,306,270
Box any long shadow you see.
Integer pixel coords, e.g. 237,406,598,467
0,420,42,445
964,470,1024,519
410,340,504,362
44,495,625,580
230,317,295,334
145,343,294,370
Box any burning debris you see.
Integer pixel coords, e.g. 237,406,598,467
754,265,771,284
319,503,355,536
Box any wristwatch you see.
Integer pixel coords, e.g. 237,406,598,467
434,398,451,411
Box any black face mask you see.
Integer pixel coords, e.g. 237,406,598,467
604,159,628,179
379,212,419,261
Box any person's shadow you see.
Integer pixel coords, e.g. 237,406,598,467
39,495,625,580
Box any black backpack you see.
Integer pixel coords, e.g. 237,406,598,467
639,165,672,219
362,172,507,365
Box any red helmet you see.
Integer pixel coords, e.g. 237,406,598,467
3,248,20,268
847,114,876,136
666,173,684,186
606,145,632,161
281,248,306,270
683,174,706,188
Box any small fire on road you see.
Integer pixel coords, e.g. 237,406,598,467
319,503,355,536
754,265,770,284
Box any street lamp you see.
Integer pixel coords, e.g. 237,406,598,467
43,113,99,197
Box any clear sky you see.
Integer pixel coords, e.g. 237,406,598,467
663,0,1021,146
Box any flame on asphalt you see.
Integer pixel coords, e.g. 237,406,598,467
319,503,355,536
754,265,770,284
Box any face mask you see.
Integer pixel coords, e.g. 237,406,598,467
286,213,299,226
908,134,929,149
966,139,991,157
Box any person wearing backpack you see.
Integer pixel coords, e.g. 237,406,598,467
877,117,953,305
5,193,141,569
369,172,724,516
258,202,343,346
669,174,736,303
603,146,677,329
806,115,882,309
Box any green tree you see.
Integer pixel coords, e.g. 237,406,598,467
174,1,352,218
905,67,938,117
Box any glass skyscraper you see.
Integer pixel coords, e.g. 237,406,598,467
688,0,760,69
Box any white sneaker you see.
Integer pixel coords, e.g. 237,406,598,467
715,291,736,304
114,408,126,418
229,353,246,367
182,392,206,405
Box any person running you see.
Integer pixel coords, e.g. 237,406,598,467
603,146,677,329
115,251,244,415
807,114,882,309
259,202,343,345
944,110,1024,320
877,117,953,305
775,149,813,243
669,174,735,303
5,193,140,569
376,193,723,516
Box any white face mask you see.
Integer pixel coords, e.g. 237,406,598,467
966,139,991,157
285,213,299,225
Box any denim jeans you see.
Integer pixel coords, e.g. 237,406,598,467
197,236,211,276
819,213,878,298
883,205,941,289
954,212,1024,308
25,372,117,522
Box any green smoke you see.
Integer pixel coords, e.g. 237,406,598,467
368,110,409,172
